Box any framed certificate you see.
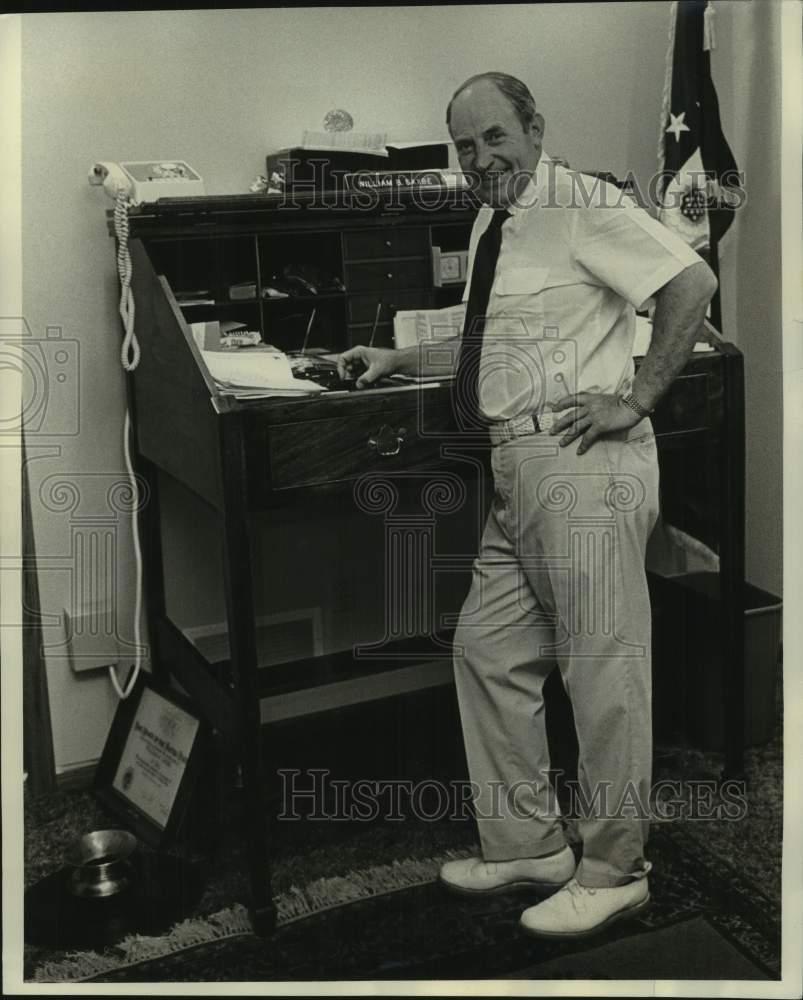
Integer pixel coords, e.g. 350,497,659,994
94,674,205,847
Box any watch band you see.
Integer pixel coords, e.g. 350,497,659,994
620,392,653,418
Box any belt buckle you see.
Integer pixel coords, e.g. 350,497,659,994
490,412,546,446
508,414,539,441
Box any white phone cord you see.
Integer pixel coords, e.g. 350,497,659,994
110,190,143,699
115,191,140,372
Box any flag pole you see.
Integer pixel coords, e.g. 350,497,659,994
658,0,736,336
704,0,722,334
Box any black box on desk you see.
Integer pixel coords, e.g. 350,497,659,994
266,143,450,193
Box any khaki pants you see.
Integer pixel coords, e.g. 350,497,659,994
453,420,660,888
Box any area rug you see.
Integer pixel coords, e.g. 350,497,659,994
503,914,772,980
27,846,475,983
26,822,780,983
23,681,782,984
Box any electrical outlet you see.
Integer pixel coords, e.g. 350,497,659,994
64,607,121,673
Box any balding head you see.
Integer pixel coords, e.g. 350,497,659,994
446,73,544,208
447,72,537,133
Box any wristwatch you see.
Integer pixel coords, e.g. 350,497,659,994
619,391,653,418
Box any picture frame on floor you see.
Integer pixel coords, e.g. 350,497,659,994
94,673,206,848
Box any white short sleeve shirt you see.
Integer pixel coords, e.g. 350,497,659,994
463,154,703,422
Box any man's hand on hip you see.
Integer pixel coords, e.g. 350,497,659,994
550,393,641,455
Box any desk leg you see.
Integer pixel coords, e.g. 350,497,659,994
719,348,746,781
219,418,276,935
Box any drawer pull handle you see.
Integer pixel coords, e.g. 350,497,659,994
386,272,394,279
368,425,407,457
385,239,392,247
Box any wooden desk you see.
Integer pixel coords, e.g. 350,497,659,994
126,190,744,932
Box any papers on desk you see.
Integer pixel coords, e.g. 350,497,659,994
199,348,323,398
393,304,466,350
190,321,322,397
633,314,715,357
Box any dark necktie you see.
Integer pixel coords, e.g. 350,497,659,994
453,208,510,432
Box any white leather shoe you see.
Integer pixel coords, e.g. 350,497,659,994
519,870,651,939
439,846,576,896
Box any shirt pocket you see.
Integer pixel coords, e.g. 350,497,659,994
495,266,550,297
491,266,551,324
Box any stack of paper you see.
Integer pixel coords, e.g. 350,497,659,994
200,349,323,399
301,130,388,155
393,304,466,350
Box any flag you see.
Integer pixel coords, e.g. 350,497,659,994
658,0,742,251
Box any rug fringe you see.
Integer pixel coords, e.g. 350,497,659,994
30,846,477,983
275,846,475,924
29,903,253,983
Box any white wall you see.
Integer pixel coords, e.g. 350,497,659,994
20,4,782,772
715,1,783,598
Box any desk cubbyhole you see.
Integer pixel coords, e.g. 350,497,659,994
149,235,259,308
431,285,466,310
347,322,395,349
430,223,471,305
262,297,346,354
257,232,345,302
178,299,262,332
430,221,473,252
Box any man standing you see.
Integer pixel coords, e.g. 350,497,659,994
337,72,717,938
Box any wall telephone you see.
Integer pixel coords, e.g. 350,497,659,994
88,159,205,373
88,160,202,700
89,160,205,205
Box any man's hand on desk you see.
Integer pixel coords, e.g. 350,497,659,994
550,392,642,455
336,346,401,388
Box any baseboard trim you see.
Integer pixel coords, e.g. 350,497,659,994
56,762,97,793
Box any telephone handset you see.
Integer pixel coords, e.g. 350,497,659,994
88,160,204,205
89,161,134,200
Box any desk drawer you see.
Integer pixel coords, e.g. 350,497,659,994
343,227,429,260
268,406,453,490
345,259,431,293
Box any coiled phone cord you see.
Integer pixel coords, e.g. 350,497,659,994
110,190,143,699
115,190,140,373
